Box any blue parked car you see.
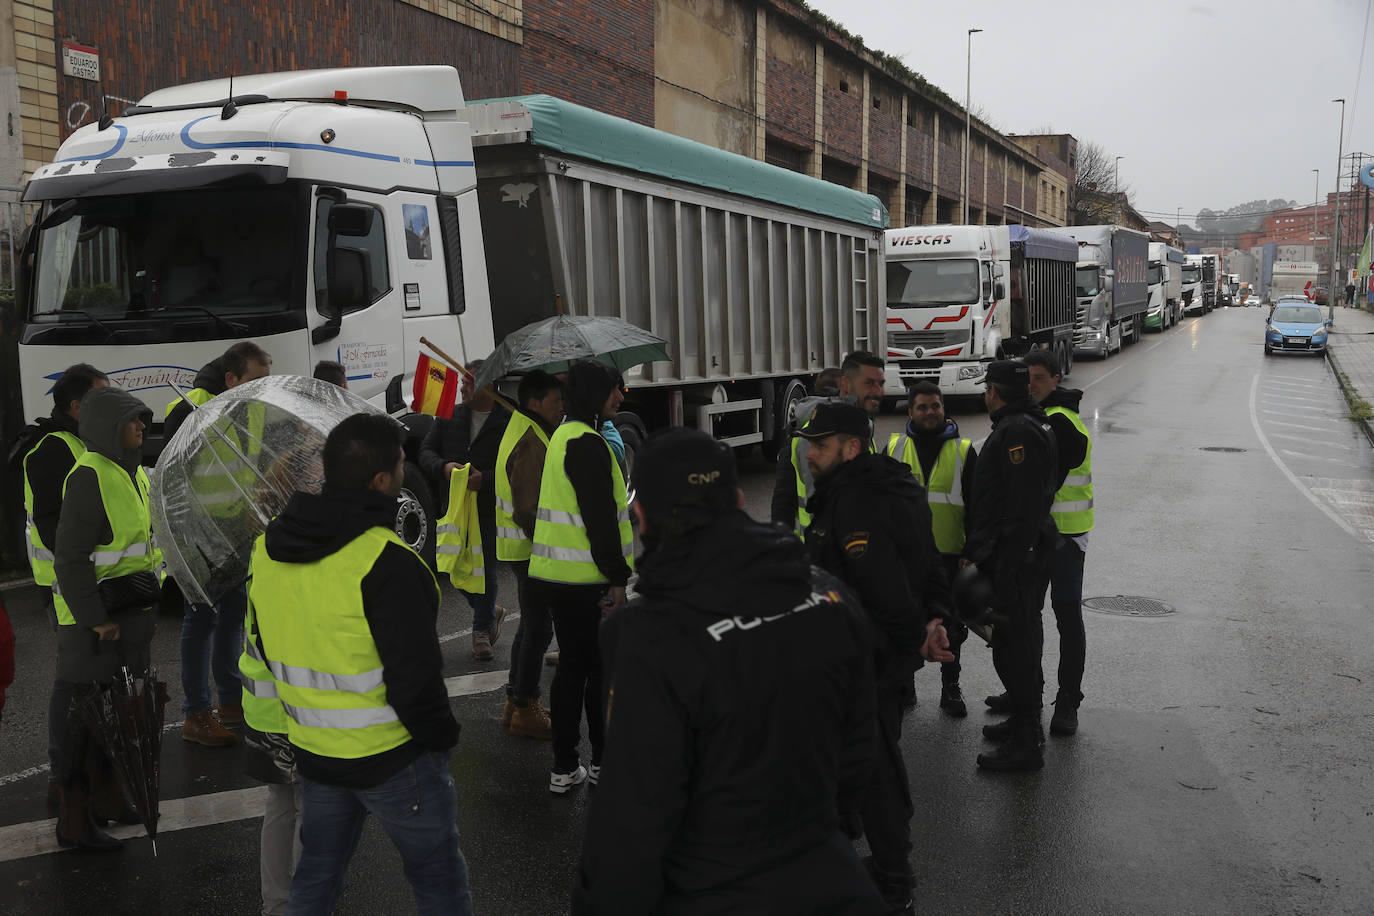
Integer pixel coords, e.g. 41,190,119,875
1264,303,1330,355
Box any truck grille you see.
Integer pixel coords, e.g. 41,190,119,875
887,329,970,349
1075,303,1090,330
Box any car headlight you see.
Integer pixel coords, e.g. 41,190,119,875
1311,329,1327,341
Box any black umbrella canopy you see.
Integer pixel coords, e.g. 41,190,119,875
473,314,669,391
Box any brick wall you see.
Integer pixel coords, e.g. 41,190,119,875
521,0,653,124
905,103,932,190
866,79,900,182
939,139,961,200
765,52,813,148
54,0,518,138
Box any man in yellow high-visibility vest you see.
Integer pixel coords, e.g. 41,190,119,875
167,340,272,748
1024,349,1092,738
249,412,470,912
497,370,564,740
529,361,633,795
886,381,979,718
13,363,108,806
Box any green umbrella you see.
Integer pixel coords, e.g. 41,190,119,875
473,314,670,391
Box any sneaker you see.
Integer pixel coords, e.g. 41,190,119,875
509,699,553,740
489,605,508,647
182,710,236,747
1050,703,1079,736
939,683,968,718
501,695,516,727
549,765,587,795
472,631,494,662
214,702,245,726
587,763,602,787
544,649,560,667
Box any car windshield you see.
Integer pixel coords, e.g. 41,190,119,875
1182,265,1201,283
31,185,300,321
1075,266,1100,298
1147,263,1162,285
886,258,980,307
1272,306,1322,323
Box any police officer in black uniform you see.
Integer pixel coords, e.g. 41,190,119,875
800,402,953,914
575,427,885,916
964,360,1059,773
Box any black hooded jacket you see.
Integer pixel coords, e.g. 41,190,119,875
964,396,1059,572
804,452,951,679
576,510,875,913
164,356,227,442
253,487,459,788
559,362,632,586
1035,386,1088,488
14,408,83,550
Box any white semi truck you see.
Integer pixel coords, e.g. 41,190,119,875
1181,257,1204,315
1046,225,1150,358
1144,242,1184,331
1269,261,1320,301
882,224,1077,398
12,66,886,561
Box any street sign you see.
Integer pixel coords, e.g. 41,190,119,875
60,43,99,82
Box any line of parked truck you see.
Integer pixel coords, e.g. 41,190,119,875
4,64,1211,559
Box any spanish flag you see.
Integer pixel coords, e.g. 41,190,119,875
412,353,460,417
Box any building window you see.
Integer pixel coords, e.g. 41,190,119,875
395,0,523,43
765,137,809,174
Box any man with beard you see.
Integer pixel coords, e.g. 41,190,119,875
885,381,979,716
801,402,953,914
966,361,1058,773
574,428,883,915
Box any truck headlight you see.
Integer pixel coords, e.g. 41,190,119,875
958,366,984,381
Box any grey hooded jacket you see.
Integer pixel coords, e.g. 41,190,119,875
52,386,156,682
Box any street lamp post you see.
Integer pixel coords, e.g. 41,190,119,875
963,28,981,225
1114,156,1123,224
1313,168,1321,284
1331,98,1345,321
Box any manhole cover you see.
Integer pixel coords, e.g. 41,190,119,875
1083,596,1176,617
1200,446,1246,453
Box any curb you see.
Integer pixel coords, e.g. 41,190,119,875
1325,343,1374,449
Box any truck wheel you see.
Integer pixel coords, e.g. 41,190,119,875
397,460,438,572
763,379,807,462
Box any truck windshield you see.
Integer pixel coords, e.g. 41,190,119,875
1147,263,1162,285
886,259,979,307
1075,266,1100,298
1182,265,1201,284
30,185,300,322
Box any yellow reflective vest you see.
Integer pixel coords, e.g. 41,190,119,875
436,465,486,592
248,526,434,759
239,584,288,735
52,452,162,627
529,421,634,585
495,412,549,562
22,429,84,587
1045,406,1094,535
887,432,971,556
165,386,215,419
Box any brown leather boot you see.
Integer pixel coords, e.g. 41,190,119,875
509,699,553,740
56,784,122,851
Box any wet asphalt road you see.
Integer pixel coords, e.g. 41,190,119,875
2,306,1372,915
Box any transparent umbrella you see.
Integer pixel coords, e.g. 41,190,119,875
150,375,387,608
472,314,670,391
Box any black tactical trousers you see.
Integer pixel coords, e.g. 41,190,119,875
990,549,1053,730
860,677,916,893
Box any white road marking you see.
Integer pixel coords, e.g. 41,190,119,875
1249,373,1365,544
1280,449,1354,463
1262,392,1331,405
1264,418,1344,433
0,669,512,862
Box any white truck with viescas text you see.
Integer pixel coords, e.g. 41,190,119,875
882,224,1077,399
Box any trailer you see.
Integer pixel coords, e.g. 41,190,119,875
1046,225,1149,358
13,66,886,562
882,224,1076,397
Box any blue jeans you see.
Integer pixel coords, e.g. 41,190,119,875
459,516,499,633
180,586,246,717
289,750,472,916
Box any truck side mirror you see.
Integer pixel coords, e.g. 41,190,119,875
1103,271,1114,293
1162,266,1170,282
329,204,375,237
993,280,1005,300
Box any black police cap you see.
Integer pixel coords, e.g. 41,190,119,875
981,359,1030,393
795,402,872,440
631,427,739,516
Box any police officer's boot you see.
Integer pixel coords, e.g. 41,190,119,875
939,671,967,718
976,717,1044,773
55,710,122,851
863,856,915,914
1050,695,1079,736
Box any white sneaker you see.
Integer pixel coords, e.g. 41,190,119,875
549,765,587,795
587,763,602,787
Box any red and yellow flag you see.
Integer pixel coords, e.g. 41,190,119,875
412,354,459,417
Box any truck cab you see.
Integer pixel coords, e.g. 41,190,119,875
1145,242,1184,331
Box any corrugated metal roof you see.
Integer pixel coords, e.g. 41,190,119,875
474,94,888,230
